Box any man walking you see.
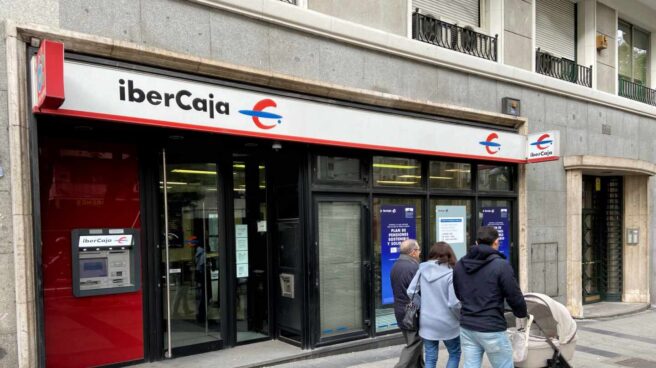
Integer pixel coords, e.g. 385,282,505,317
391,239,424,368
453,226,527,368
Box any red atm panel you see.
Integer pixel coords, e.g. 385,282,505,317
40,137,144,367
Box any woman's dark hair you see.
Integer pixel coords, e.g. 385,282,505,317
428,241,457,268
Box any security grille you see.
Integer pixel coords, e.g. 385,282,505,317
414,0,479,27
536,0,576,60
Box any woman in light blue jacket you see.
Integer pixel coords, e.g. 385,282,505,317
407,242,461,368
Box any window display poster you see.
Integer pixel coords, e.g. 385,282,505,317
380,205,416,305
436,206,467,259
481,207,510,260
235,224,249,277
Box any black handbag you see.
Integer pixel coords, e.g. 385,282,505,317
401,272,421,330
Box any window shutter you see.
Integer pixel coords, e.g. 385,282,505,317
536,0,576,60
414,0,480,28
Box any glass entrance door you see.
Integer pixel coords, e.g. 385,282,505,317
582,176,624,303
160,150,221,356
232,156,270,343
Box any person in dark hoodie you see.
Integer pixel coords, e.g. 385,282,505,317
390,239,424,368
453,226,527,368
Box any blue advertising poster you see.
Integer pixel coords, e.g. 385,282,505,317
436,206,467,260
381,205,416,305
481,207,511,259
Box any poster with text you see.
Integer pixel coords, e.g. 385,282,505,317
380,205,416,305
481,207,511,260
436,206,467,259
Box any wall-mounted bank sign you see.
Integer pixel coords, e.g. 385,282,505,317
30,51,528,163
527,131,560,163
30,41,561,164
33,40,65,110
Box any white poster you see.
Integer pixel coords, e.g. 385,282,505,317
438,217,465,244
435,206,468,259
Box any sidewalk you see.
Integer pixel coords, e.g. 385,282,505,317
135,309,655,368
274,309,656,368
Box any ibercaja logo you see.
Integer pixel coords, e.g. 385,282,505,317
479,132,501,155
239,99,283,130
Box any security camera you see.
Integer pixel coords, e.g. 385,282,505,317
272,141,282,151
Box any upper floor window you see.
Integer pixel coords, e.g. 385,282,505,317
618,20,650,85
536,0,576,60
413,0,480,28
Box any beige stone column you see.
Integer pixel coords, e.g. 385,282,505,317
565,169,583,318
623,176,651,303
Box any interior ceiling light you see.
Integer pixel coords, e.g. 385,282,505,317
373,163,418,169
444,169,470,173
376,180,418,185
171,169,217,175
398,175,422,179
233,163,246,169
158,181,187,185
429,176,453,180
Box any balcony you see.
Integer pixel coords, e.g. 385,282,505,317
535,49,592,88
619,78,656,106
278,0,296,4
412,10,498,62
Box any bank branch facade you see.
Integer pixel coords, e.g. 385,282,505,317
2,1,656,366
30,40,546,367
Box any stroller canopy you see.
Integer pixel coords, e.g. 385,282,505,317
524,293,577,344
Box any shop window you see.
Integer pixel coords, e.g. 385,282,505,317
315,155,362,183
429,161,471,190
372,197,423,333
477,164,512,191
429,198,472,260
373,156,423,188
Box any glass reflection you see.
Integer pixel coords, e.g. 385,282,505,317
373,157,423,188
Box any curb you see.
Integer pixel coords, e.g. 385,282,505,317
575,304,651,320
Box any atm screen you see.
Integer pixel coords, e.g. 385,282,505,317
80,258,108,278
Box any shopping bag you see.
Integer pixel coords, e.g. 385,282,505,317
510,314,533,363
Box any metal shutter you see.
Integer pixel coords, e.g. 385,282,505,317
536,0,576,60
413,0,479,27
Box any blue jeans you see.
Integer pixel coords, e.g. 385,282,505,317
423,336,461,368
460,327,513,368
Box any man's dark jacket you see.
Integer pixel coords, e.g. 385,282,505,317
390,254,419,326
453,244,527,332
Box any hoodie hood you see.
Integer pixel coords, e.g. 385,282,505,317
418,261,453,283
460,244,505,274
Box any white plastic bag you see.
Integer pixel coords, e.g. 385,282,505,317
510,314,533,363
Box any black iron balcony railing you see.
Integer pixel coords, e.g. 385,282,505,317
535,49,592,88
278,0,296,4
619,78,656,106
412,10,498,61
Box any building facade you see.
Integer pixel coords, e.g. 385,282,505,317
0,0,655,366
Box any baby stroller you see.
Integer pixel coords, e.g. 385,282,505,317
507,293,577,368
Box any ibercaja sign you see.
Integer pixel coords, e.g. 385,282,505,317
33,40,65,110
527,131,560,163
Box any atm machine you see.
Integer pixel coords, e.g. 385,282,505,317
71,228,140,297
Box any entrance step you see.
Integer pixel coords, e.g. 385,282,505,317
580,302,650,319
132,333,404,368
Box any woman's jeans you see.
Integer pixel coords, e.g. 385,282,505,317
460,327,514,368
423,336,461,368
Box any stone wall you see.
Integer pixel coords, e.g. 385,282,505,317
308,0,408,36
596,2,616,94
504,0,533,70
